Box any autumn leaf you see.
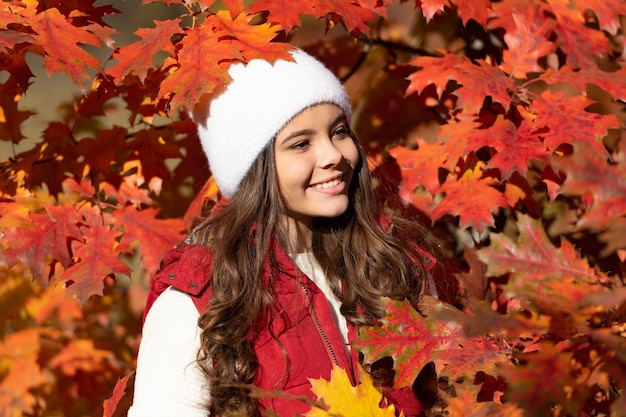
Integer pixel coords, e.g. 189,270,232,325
454,60,516,111
109,18,182,83
540,65,626,102
353,297,465,389
0,202,84,278
494,6,555,78
432,163,508,232
573,0,626,35
113,206,185,275
530,90,620,156
249,0,316,33
436,118,480,170
49,339,115,376
546,0,611,70
419,0,446,22
476,214,605,294
407,51,464,97
552,141,626,229
158,25,234,112
60,206,131,304
467,117,549,179
0,328,54,414
305,364,400,417
499,343,581,416
388,140,447,199
453,0,492,26
212,10,291,62
103,373,133,417
29,8,105,93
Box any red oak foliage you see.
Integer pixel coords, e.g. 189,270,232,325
0,0,625,416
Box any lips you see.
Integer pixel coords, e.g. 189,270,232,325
310,175,343,189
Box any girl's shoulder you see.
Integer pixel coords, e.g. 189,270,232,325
143,244,215,321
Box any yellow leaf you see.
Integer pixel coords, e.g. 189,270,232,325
305,365,401,417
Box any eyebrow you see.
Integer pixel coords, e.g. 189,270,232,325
279,114,347,145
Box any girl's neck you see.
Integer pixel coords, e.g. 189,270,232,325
283,217,313,254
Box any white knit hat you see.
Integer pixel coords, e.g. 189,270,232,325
195,49,352,198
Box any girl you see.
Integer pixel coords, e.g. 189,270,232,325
129,49,449,417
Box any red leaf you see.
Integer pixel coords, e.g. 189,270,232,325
29,8,104,93
540,65,626,101
453,60,515,111
158,26,234,111
547,0,611,70
552,141,626,229
60,206,131,304
103,373,133,417
249,0,316,32
432,164,508,232
388,140,447,198
453,0,492,26
476,214,604,289
212,10,292,62
573,0,626,35
467,117,550,179
437,118,481,170
420,0,446,22
495,7,555,78
353,297,465,389
0,203,84,277
530,90,620,156
499,343,579,416
108,18,182,83
407,51,464,97
113,206,185,275
0,77,33,144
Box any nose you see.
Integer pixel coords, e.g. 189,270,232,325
318,137,344,168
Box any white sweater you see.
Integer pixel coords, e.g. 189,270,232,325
128,254,346,417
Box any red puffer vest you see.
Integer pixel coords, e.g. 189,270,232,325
144,239,434,416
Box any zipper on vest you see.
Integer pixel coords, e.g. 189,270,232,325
298,280,340,367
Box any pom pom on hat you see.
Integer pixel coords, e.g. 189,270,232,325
195,49,352,198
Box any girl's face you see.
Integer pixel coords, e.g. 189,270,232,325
274,103,360,229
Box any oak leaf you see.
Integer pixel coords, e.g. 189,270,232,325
388,140,447,198
476,214,605,298
113,206,185,275
407,51,464,97
573,0,626,35
531,90,620,156
540,65,626,101
305,364,400,417
552,141,626,229
453,0,492,26
353,297,465,389
432,164,508,233
436,118,481,171
249,0,316,32
60,206,131,304
467,117,549,179
29,8,104,93
108,18,182,83
0,202,84,278
547,0,611,69
453,59,515,111
103,373,133,417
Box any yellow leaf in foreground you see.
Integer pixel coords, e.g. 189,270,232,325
305,365,402,417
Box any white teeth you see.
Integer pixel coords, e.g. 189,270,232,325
314,178,341,189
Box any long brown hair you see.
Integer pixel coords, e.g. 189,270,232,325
189,130,428,416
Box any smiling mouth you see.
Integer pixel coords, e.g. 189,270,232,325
312,176,343,190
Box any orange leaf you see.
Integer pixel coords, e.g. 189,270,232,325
103,373,133,417
159,26,235,111
0,202,84,277
531,90,620,156
60,206,131,304
212,10,291,62
113,206,185,275
109,18,182,83
29,8,104,93
388,140,447,198
407,50,464,97
432,164,508,232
